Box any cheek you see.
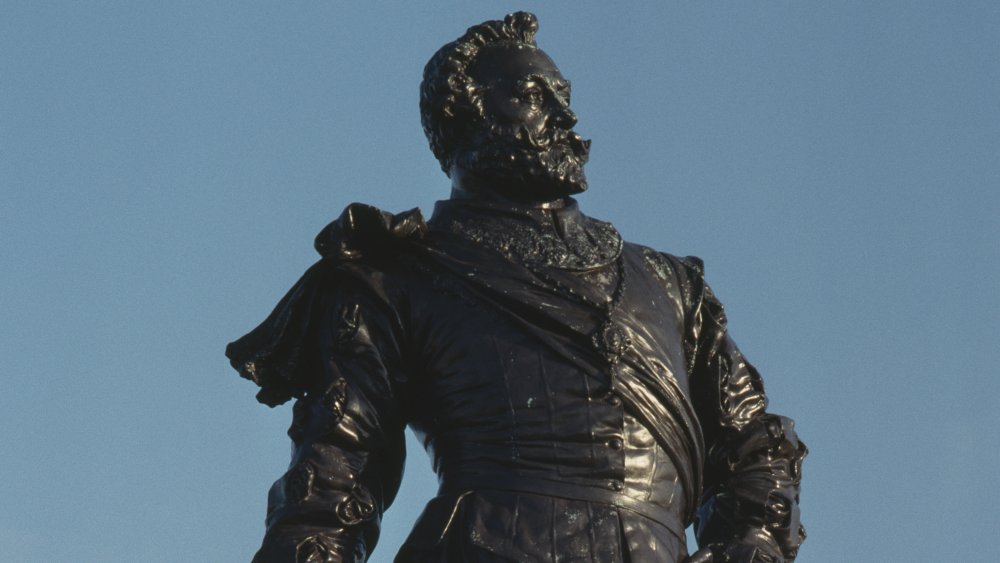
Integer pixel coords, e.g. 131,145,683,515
488,97,542,127
513,108,546,131
496,103,536,125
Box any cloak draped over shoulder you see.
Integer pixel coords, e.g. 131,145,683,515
225,204,427,407
227,201,806,562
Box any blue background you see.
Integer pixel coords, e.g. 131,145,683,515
2,2,998,561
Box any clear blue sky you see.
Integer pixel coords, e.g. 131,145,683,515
2,2,998,561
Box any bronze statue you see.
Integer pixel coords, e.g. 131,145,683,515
227,12,806,562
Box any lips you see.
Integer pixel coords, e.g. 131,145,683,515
566,132,591,159
522,127,589,158
536,129,590,161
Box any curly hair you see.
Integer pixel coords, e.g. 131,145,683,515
420,11,539,174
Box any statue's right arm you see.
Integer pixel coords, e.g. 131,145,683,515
681,262,807,563
250,275,408,563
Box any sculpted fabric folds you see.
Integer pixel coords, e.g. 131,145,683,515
230,10,806,562
227,200,806,562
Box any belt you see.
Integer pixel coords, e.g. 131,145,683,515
439,474,685,540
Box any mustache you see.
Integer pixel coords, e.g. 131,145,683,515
459,120,591,198
491,123,592,158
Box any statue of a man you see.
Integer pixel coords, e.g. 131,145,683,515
227,12,806,563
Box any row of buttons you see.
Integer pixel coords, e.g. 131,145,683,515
606,391,623,449
605,390,625,492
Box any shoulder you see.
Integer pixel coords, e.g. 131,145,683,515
623,241,708,316
226,203,428,406
624,241,705,284
312,202,433,299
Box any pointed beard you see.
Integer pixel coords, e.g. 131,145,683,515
458,123,592,201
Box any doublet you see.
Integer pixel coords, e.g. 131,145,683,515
227,198,806,562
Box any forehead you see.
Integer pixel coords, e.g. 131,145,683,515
470,43,566,87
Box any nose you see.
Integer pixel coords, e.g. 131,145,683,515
551,106,577,129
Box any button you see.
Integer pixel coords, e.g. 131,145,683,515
608,480,624,492
607,437,623,450
606,393,622,407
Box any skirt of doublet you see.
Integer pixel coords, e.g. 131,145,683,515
395,490,687,562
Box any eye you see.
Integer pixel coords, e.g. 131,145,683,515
512,78,548,106
519,87,543,105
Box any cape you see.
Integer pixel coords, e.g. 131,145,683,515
225,203,426,407
226,201,705,517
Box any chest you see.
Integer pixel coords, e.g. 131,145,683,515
402,247,691,430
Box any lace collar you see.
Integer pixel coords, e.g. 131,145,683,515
428,197,623,271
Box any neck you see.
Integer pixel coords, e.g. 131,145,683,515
429,192,621,272
449,166,568,209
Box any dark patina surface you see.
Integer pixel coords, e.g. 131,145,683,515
228,12,806,562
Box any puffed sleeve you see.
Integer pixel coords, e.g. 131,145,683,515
227,204,426,562
683,258,807,562
229,264,409,562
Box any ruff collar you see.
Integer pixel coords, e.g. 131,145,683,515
428,197,623,271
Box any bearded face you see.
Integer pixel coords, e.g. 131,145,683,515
452,43,592,203
457,119,591,201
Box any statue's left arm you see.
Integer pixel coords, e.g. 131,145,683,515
227,204,426,562
227,261,409,562
684,259,807,563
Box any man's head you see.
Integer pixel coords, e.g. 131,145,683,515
420,12,591,202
